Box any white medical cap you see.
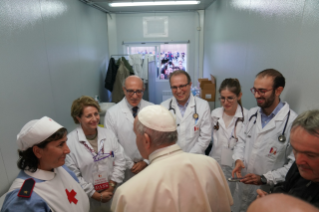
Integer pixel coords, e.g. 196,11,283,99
138,105,176,132
17,116,64,151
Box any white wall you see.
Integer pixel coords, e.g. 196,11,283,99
0,0,109,195
203,0,319,113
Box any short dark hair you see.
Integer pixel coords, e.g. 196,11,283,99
169,70,191,84
17,128,67,172
256,69,285,89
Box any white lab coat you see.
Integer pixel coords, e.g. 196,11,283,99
209,105,248,195
232,102,297,212
104,97,153,180
161,94,212,154
65,126,126,212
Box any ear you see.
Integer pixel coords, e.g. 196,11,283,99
189,82,192,87
275,86,284,97
237,92,243,100
76,116,81,124
143,133,152,151
122,87,126,93
33,146,43,159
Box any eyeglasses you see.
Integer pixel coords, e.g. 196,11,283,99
171,83,189,91
125,89,143,96
250,87,273,95
219,97,235,103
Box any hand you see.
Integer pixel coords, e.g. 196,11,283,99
104,180,117,193
92,190,113,203
131,161,147,174
256,189,268,199
232,160,245,178
240,173,263,185
100,191,113,203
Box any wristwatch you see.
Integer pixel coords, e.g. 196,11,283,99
109,182,115,187
260,175,267,184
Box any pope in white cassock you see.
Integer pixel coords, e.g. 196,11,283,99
111,105,233,212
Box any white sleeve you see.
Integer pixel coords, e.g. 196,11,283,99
189,101,212,154
110,138,127,183
65,153,95,197
104,110,134,169
232,122,247,162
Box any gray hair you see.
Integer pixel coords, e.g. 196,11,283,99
122,76,145,89
135,119,177,147
291,110,319,138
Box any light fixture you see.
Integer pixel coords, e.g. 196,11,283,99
109,1,200,7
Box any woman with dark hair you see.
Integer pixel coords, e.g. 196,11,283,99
209,78,248,197
65,96,126,212
1,116,90,212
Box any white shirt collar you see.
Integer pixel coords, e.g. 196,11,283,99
24,168,57,181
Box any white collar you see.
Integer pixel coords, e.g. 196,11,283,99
24,168,57,181
149,144,182,163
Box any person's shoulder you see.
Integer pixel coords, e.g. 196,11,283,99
98,126,117,140
67,128,80,146
1,184,50,212
194,96,210,108
141,99,154,107
182,152,218,165
161,98,172,107
61,165,79,182
247,106,259,116
107,100,123,113
211,107,223,117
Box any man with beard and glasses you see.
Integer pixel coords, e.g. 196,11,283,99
231,69,298,212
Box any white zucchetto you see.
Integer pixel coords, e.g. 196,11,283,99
17,116,63,151
138,105,176,132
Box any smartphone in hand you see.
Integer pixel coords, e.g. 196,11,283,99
228,177,244,182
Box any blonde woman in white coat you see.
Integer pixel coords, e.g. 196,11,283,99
65,96,126,212
209,78,248,196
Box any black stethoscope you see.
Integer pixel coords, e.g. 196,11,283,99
213,105,245,142
248,110,291,143
169,99,199,120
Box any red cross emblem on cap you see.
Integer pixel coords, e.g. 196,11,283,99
66,189,78,204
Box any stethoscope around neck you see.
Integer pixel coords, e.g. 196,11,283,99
169,99,199,120
213,105,245,142
247,110,291,143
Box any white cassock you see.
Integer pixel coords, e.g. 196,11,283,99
111,144,233,212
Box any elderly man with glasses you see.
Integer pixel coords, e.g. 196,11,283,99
161,70,212,155
231,69,298,212
104,76,153,181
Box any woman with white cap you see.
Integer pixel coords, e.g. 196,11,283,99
65,96,126,212
1,116,90,212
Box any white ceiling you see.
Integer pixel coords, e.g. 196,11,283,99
86,0,216,13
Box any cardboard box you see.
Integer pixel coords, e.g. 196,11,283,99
198,75,216,101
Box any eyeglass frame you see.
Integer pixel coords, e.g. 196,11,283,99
219,96,236,103
124,88,144,96
170,83,190,91
250,87,273,96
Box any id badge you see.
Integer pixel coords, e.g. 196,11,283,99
93,171,109,191
221,147,233,167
